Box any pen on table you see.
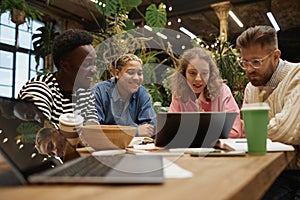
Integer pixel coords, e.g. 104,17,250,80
235,141,247,143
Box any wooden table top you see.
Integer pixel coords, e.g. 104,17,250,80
0,151,296,200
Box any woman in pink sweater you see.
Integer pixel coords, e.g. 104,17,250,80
168,47,243,138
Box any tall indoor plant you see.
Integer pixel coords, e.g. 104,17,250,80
92,0,170,111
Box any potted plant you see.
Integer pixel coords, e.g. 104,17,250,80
0,0,43,26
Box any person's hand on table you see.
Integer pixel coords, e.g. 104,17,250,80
137,124,154,137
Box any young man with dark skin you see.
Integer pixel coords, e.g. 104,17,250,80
237,25,300,200
18,29,99,129
18,29,99,159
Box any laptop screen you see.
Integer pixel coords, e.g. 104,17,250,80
0,97,58,180
155,112,237,148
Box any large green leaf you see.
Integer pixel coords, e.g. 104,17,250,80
96,0,141,17
145,3,167,28
122,0,142,12
32,23,59,70
124,19,135,30
95,0,121,17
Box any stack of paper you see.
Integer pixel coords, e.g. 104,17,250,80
216,138,295,152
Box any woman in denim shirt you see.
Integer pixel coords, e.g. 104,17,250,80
92,53,156,137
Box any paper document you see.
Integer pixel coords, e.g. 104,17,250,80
217,138,295,152
163,158,193,179
127,146,215,156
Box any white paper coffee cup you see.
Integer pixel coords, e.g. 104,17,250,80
59,113,84,147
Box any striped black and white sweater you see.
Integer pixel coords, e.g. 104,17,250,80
18,73,98,129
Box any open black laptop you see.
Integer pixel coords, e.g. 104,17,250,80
0,97,164,185
155,112,237,148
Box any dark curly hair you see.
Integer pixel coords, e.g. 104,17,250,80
52,29,94,70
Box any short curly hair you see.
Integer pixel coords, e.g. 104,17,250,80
113,53,143,71
169,47,223,102
52,29,94,70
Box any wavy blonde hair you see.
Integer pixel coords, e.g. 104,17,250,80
169,47,223,102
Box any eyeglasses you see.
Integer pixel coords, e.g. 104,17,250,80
238,51,274,70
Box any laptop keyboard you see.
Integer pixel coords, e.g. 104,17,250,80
51,155,123,177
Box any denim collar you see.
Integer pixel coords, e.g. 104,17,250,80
110,78,136,102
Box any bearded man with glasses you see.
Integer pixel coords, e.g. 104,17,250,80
237,25,300,200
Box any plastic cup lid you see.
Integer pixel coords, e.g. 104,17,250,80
59,113,84,126
241,102,270,111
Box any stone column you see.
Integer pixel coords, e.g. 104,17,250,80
211,1,231,42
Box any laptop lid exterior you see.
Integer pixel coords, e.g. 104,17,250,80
155,112,237,148
0,97,164,184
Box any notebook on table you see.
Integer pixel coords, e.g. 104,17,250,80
0,97,164,185
155,112,237,148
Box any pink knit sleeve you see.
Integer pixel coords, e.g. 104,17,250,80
217,84,244,138
168,95,181,112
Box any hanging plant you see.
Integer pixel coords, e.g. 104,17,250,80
11,8,26,25
0,0,43,27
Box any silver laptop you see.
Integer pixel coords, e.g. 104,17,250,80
155,112,237,148
0,97,164,185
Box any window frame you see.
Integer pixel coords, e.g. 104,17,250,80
0,11,44,98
